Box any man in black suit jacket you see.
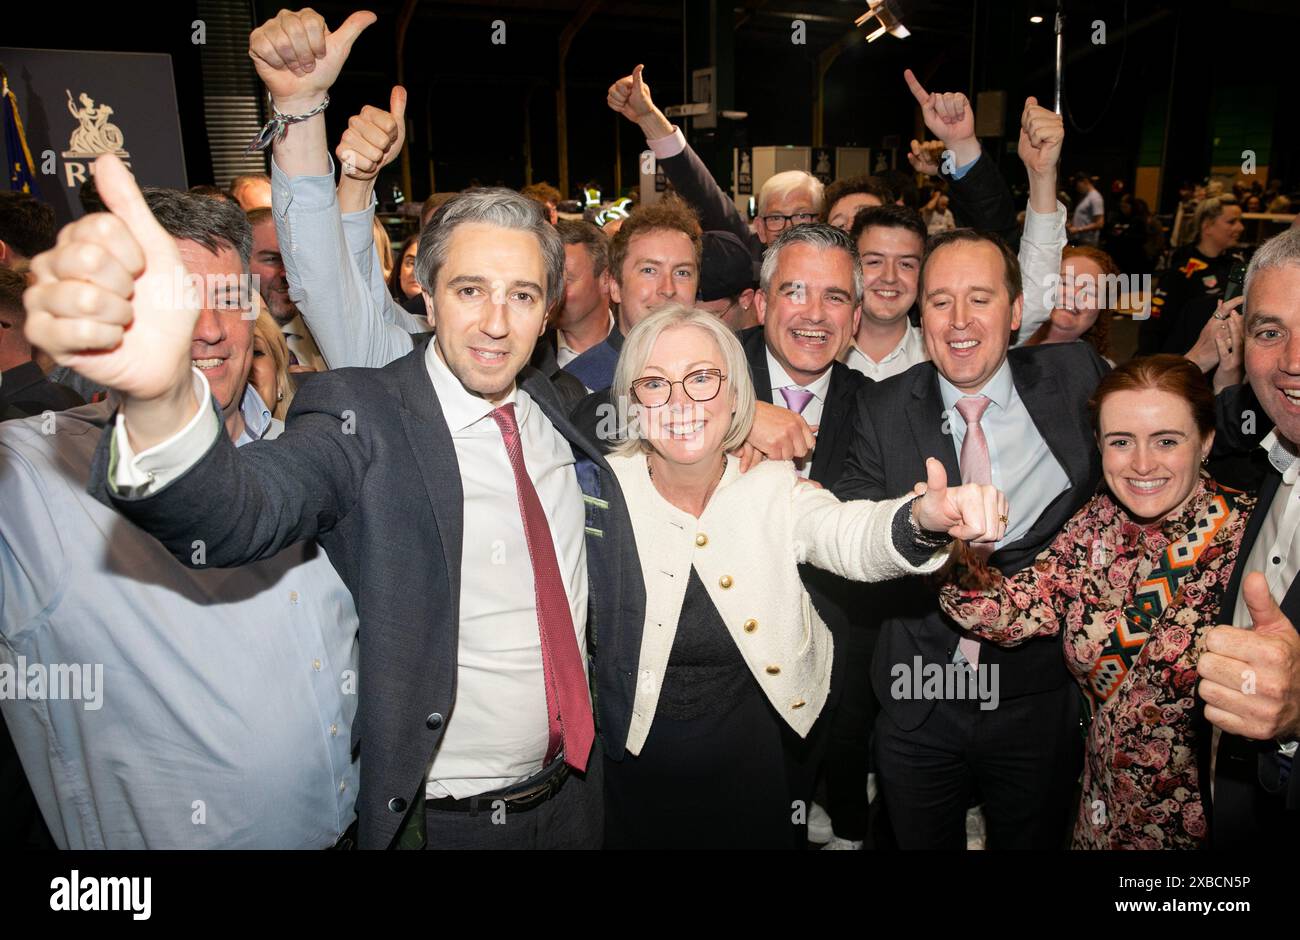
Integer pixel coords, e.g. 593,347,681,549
1197,229,1300,848
26,141,646,848
739,224,874,846
835,229,1109,848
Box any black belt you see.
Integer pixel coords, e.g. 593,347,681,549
426,760,570,815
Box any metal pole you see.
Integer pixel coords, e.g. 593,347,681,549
1053,0,1065,115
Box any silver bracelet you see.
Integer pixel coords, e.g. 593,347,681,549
245,92,330,154
907,496,951,548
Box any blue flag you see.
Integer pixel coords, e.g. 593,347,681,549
2,67,39,194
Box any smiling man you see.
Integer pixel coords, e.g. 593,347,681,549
564,196,701,392
4,187,361,848
1200,226,1300,848
836,227,1110,850
24,7,647,851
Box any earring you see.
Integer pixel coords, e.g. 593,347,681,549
276,389,284,402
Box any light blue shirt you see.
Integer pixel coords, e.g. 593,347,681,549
938,358,1070,550
272,155,427,373
0,388,359,848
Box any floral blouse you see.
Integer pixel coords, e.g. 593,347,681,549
939,476,1255,850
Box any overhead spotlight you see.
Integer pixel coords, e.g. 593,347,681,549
856,0,911,42
1030,15,1045,23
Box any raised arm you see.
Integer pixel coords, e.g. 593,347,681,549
335,87,429,335
904,70,1019,245
1013,96,1067,344
251,8,418,368
797,457,1007,582
607,65,753,245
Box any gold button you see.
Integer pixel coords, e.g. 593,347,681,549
743,619,758,633
765,665,781,675
791,699,806,709
719,575,733,589
695,533,708,547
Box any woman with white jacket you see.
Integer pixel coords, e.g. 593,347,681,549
602,305,1007,848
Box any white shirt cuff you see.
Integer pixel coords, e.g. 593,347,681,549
111,370,222,495
647,127,686,160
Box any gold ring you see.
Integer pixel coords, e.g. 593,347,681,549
998,514,1008,525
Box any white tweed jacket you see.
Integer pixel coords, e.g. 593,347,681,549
610,452,950,754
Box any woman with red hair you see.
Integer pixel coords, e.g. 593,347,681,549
939,355,1257,849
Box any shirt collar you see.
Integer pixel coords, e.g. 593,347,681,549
424,336,522,432
849,323,923,367
764,347,833,401
237,384,274,445
1260,429,1300,484
557,310,615,356
937,356,1013,415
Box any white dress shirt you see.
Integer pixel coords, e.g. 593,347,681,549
1232,431,1300,627
765,349,832,477
111,346,589,801
843,323,928,382
937,357,1070,550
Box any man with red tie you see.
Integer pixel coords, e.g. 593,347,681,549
21,9,645,849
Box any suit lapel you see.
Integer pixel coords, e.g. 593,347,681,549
394,344,465,613
906,367,961,485
1011,354,1086,488
811,363,855,483
743,327,774,406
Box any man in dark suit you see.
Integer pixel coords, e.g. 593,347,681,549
740,223,877,848
835,229,1109,848
1198,227,1300,847
25,119,646,850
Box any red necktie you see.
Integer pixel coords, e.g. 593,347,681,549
490,402,595,772
954,395,992,669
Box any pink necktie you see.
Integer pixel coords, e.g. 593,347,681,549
490,403,595,772
780,387,815,474
954,395,992,669
779,386,814,414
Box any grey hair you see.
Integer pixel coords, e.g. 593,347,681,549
757,169,825,217
415,187,564,307
610,303,756,459
1245,226,1300,301
141,187,252,268
758,222,864,308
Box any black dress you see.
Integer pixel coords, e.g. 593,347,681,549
603,566,802,849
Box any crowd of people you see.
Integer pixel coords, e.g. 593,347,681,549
2,7,1299,852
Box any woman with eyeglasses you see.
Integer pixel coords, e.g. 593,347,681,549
600,304,1008,849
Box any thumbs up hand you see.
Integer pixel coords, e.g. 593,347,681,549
337,85,407,182
24,154,196,417
607,64,656,122
250,9,376,113
1198,572,1300,740
912,457,1008,543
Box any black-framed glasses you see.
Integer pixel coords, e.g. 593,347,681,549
760,211,818,232
630,369,726,407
